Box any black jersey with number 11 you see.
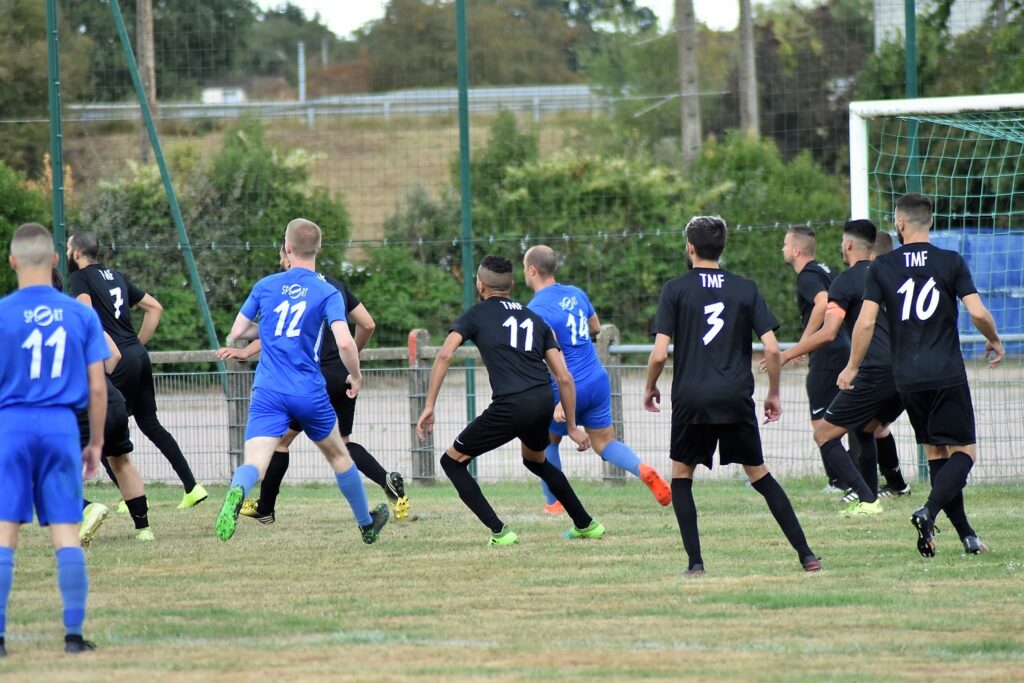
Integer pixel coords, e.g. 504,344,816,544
451,296,560,399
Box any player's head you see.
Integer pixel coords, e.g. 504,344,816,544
893,193,933,243
782,225,815,267
477,255,514,296
841,219,876,266
284,218,321,260
522,245,557,291
10,222,57,277
872,230,894,259
67,231,100,271
685,215,727,266
278,246,291,272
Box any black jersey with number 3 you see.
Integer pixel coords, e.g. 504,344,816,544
69,263,146,349
864,243,977,392
451,296,560,399
654,268,779,423
797,261,850,372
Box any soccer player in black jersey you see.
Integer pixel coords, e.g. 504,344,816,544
645,217,820,574
217,247,411,523
416,255,604,546
838,194,1004,557
67,232,207,510
780,226,851,492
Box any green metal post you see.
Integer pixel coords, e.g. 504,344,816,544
456,0,478,476
45,0,67,275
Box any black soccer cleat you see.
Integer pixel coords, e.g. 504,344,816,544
841,488,859,503
911,507,936,558
0,637,6,657
684,563,705,576
384,471,406,503
64,635,96,654
360,503,390,544
962,535,988,554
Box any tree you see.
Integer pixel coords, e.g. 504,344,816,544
737,0,760,137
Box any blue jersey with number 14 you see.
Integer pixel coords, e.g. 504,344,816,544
527,283,603,387
240,268,347,395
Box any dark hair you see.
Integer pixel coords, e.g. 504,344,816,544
52,267,64,290
843,219,877,246
894,193,933,226
873,230,894,256
69,231,100,261
480,254,513,275
685,216,728,261
478,254,514,290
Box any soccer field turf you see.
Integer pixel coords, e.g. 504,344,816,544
3,480,1023,681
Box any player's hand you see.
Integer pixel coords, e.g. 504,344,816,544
985,339,1005,368
553,402,566,423
216,346,247,361
416,406,434,442
837,366,857,390
763,394,782,425
346,374,361,399
643,386,661,413
82,443,102,480
567,426,590,452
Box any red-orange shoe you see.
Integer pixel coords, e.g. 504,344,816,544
543,501,565,515
639,464,672,506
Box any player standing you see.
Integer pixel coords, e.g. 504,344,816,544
416,255,604,545
644,216,821,574
0,223,109,655
523,245,670,512
838,194,1002,556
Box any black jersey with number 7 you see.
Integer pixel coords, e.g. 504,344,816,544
69,263,146,349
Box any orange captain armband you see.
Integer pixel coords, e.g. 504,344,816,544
825,302,847,319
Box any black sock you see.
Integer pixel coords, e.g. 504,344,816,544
751,473,813,560
928,458,975,537
876,433,907,490
440,454,503,534
101,455,119,489
347,442,388,490
521,458,593,530
670,478,702,569
925,452,973,519
257,450,290,516
819,448,841,488
134,415,197,492
819,439,875,502
125,495,149,530
852,431,879,498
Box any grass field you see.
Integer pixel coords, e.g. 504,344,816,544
3,479,1024,681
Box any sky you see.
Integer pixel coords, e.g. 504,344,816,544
258,1,741,39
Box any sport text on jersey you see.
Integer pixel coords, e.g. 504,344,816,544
281,283,309,299
559,296,578,311
904,250,928,267
23,305,64,326
700,273,724,288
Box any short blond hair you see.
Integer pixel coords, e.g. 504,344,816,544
285,218,322,259
11,223,54,267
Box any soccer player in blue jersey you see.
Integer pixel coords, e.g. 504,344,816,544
215,219,389,543
523,246,671,513
0,223,110,655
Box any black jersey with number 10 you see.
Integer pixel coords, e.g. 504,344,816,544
654,268,779,424
69,263,146,349
450,296,560,399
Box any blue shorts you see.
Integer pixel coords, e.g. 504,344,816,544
550,370,613,436
246,386,337,442
0,407,83,527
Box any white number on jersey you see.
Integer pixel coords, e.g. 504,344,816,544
896,277,940,321
109,287,124,319
703,302,725,345
272,300,307,337
565,310,589,346
503,315,535,351
21,326,67,380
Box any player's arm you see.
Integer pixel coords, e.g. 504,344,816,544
962,293,1004,368
82,361,108,479
416,331,464,441
216,338,261,361
780,307,844,365
102,332,121,374
348,303,376,352
760,330,783,424
330,320,362,398
135,294,163,345
643,333,671,413
75,293,92,307
588,313,601,338
226,312,260,344
545,347,589,451
837,300,878,390
799,291,828,342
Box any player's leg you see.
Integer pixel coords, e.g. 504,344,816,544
924,450,984,552
807,371,842,491
48,524,94,653
541,432,565,512
313,423,389,544
874,424,910,496
813,419,879,506
589,425,671,506
521,442,604,539
852,426,879,499
0,523,17,657
107,454,152,541
243,426,299,523
0,421,38,656
669,456,703,575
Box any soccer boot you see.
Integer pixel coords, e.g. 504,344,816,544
0,637,6,657
801,555,823,572
384,472,411,521
215,486,245,541
564,520,606,540
360,503,390,544
64,636,96,654
240,498,276,524
962,535,988,554
178,484,209,510
79,502,110,547
841,488,859,503
115,500,129,514
685,562,705,576
639,464,672,506
488,525,519,547
839,500,883,518
821,482,844,495
878,484,911,497
910,507,937,557
136,528,155,542
543,500,565,515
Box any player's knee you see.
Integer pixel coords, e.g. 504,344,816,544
440,453,470,473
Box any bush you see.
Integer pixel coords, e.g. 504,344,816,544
0,161,50,294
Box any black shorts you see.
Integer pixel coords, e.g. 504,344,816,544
288,363,356,436
453,386,553,458
77,386,134,458
670,421,765,469
901,383,976,446
824,366,904,432
806,368,841,421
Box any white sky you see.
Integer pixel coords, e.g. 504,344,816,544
258,1,740,39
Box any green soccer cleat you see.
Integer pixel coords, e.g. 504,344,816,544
178,484,209,510
839,500,883,518
215,486,244,541
79,503,110,547
488,525,519,547
115,500,129,515
563,520,606,540
360,503,390,544
136,528,155,542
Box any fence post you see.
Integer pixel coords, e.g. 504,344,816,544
597,323,627,483
408,329,436,483
224,344,253,471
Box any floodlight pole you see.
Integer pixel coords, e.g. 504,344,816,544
45,0,67,275
904,0,922,194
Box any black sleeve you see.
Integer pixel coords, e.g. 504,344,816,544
796,270,826,305
450,308,477,341
828,273,853,312
652,282,677,338
953,254,979,299
344,286,361,312
69,271,89,298
124,275,146,307
752,286,780,337
864,264,883,304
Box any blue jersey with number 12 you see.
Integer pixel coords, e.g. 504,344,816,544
241,268,347,395
527,283,603,387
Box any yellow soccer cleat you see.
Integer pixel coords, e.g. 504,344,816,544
178,484,209,510
80,503,110,547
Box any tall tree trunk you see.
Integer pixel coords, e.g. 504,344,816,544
137,0,156,162
738,0,760,137
676,0,701,165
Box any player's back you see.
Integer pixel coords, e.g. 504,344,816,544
242,268,347,395
828,260,892,370
797,262,850,370
314,274,361,369
0,286,108,411
69,263,145,349
527,283,602,386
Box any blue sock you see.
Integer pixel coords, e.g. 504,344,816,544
230,464,260,496
601,440,642,477
55,547,88,637
0,547,13,638
336,466,372,527
541,442,562,505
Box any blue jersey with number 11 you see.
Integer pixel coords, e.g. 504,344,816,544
240,268,347,395
528,283,603,387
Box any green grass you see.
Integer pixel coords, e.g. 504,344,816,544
3,479,1024,681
